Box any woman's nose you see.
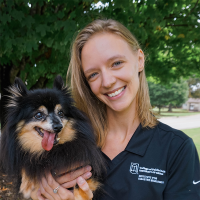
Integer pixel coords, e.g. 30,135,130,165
101,70,116,88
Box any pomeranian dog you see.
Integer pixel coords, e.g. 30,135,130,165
0,75,105,199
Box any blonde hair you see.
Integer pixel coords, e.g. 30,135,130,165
67,19,157,147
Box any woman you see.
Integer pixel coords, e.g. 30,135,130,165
37,19,200,200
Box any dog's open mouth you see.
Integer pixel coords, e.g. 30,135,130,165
35,127,60,151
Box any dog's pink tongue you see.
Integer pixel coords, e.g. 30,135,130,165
41,130,56,151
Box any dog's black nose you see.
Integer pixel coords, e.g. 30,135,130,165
53,124,63,133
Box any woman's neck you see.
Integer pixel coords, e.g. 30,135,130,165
106,100,140,141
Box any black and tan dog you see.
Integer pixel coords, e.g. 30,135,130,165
0,75,105,199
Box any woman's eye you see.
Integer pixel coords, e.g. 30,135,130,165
113,61,122,67
35,112,43,120
88,72,98,80
58,111,64,118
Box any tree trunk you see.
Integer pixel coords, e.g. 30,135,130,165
168,104,172,112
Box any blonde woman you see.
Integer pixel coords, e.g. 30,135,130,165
37,19,200,200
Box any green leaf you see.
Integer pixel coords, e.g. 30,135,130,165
45,38,54,47
64,20,77,31
11,10,24,22
22,16,35,28
36,24,47,37
57,11,65,19
5,40,12,49
1,14,11,24
70,11,76,19
26,41,33,53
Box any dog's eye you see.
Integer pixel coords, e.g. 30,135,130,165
58,111,64,118
35,112,43,120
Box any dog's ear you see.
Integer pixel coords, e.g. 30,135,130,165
53,75,65,90
9,77,28,97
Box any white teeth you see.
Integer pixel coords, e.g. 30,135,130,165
57,138,60,141
40,128,44,133
108,87,125,97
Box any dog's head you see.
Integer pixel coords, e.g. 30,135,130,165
5,75,82,156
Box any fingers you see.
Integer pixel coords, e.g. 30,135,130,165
56,165,92,185
61,171,92,189
77,177,93,200
40,176,59,200
37,189,47,200
39,173,74,200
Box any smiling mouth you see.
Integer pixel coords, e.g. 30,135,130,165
106,86,126,97
35,127,60,145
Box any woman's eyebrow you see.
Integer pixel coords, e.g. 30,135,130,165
84,55,126,74
84,67,99,75
107,55,126,62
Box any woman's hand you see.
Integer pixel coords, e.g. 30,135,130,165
36,165,92,200
55,165,92,189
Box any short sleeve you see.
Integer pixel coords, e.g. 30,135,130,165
163,137,200,200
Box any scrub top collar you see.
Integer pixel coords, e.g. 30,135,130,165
125,123,155,157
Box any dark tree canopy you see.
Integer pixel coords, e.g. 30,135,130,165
1,0,200,92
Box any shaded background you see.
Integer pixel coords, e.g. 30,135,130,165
1,0,200,123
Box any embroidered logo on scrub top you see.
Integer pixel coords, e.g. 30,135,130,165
130,163,139,174
129,162,166,184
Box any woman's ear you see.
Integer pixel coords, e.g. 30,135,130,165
138,49,144,72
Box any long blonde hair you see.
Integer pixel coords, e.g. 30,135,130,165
67,19,157,147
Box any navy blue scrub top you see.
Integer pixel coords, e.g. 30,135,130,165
97,122,200,200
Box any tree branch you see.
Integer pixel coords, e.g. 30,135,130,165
164,16,183,20
184,0,199,21
36,2,41,15
41,2,47,15
165,24,189,27
54,4,60,13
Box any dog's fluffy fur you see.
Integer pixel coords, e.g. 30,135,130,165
0,75,105,199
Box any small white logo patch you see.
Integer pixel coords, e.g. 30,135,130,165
130,163,139,174
193,180,200,185
129,163,165,184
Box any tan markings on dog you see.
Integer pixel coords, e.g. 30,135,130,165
38,105,48,115
58,119,76,144
55,104,62,114
18,121,52,156
74,179,100,200
16,120,25,132
86,179,101,191
20,169,38,199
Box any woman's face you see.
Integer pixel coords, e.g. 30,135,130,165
81,32,144,113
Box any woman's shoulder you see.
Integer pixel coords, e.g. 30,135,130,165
146,121,196,159
155,121,191,142
152,122,197,162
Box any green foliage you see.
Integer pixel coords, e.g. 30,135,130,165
148,80,189,111
0,0,200,90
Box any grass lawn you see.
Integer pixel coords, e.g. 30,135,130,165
182,128,200,158
153,108,200,117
